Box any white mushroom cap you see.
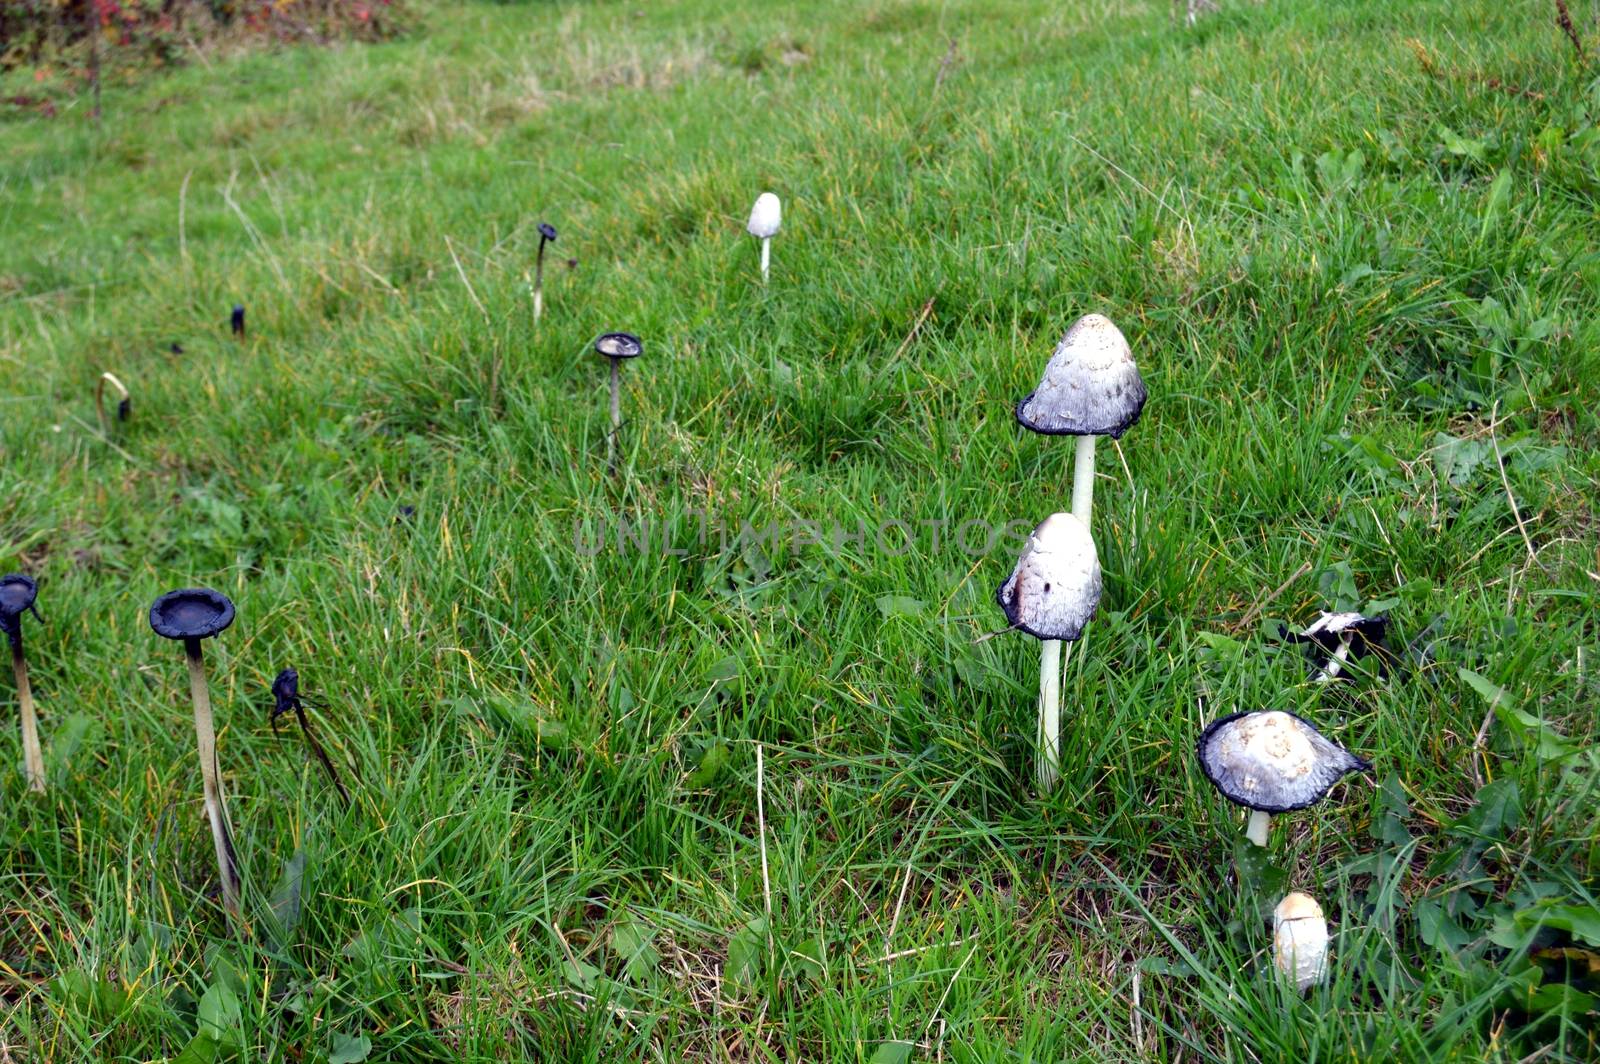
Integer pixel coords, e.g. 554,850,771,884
1015,313,1147,439
1273,892,1330,991
1303,612,1366,636
995,513,1102,641
747,193,782,239
1195,710,1369,813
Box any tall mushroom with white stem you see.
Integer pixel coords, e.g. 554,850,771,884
150,588,241,915
1195,710,1369,846
747,193,781,285
1,574,46,793
995,513,1102,791
1284,611,1389,684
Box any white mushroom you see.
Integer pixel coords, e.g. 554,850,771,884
746,193,782,284
996,513,1102,790
1273,892,1330,991
1195,710,1369,845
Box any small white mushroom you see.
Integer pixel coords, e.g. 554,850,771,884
747,193,782,284
1273,892,1330,991
996,513,1102,791
1286,611,1390,683
1195,710,1369,845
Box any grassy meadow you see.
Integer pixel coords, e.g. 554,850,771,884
2,0,1600,1059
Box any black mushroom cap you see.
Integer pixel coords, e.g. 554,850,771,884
272,667,299,704
1195,709,1370,814
1281,611,1390,656
0,573,40,649
595,332,643,360
1015,313,1147,439
538,222,558,242
149,588,236,641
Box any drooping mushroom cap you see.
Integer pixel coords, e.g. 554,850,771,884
1284,611,1389,653
1015,314,1147,439
1273,891,1330,991
272,667,299,705
537,222,558,242
0,573,39,650
149,588,236,641
747,193,781,239
995,512,1102,641
1196,710,1369,813
595,332,643,360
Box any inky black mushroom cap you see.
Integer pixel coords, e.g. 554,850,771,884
0,573,39,649
538,222,558,242
1281,612,1390,656
595,332,643,360
1195,709,1371,814
272,667,299,705
149,588,236,641
0,574,38,619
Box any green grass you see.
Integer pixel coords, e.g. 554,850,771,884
3,0,1600,1059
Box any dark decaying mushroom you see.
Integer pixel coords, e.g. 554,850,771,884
532,221,558,325
595,332,643,477
150,587,242,914
270,667,351,808
1281,611,1391,682
1,574,46,793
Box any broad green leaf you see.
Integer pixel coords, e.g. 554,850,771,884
329,1032,374,1064
196,983,242,1050
612,915,660,983
685,741,732,789
726,917,767,991
789,935,826,983
867,1042,914,1064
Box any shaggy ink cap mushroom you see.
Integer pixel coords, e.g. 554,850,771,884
747,193,781,239
149,588,236,642
1016,313,1147,440
595,332,643,360
272,667,299,709
1284,611,1389,657
1196,710,1369,814
538,222,558,243
995,512,1103,642
1273,892,1331,991
0,573,39,650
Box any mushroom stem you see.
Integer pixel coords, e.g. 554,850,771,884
533,240,548,325
607,358,621,477
11,640,45,793
760,237,771,285
1036,638,1063,791
185,638,240,914
1071,435,1096,524
1245,809,1271,847
95,372,129,433
1315,639,1351,684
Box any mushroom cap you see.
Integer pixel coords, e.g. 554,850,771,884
149,588,236,641
747,192,782,239
1015,313,1147,439
595,332,643,360
538,222,558,242
995,512,1102,641
1286,611,1389,651
1196,710,1369,813
272,667,299,703
0,573,38,619
1273,891,1330,991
